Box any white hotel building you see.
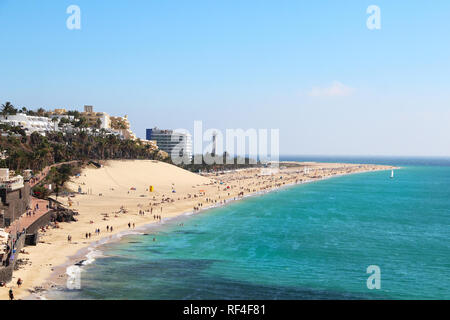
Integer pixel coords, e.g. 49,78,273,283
146,128,193,160
0,113,57,136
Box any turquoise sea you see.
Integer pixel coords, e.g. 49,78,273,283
50,157,450,300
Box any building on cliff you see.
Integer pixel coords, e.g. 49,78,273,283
0,169,31,228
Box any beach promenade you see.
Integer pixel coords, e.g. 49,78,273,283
5,198,50,234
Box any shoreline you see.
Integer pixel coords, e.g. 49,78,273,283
29,165,396,300
0,160,396,300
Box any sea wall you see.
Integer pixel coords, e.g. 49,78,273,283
0,233,25,284
24,208,76,245
25,210,55,235
1,208,70,282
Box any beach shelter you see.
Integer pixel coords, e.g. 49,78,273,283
149,186,154,192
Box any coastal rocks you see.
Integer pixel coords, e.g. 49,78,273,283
28,286,46,294
74,260,85,266
54,209,78,223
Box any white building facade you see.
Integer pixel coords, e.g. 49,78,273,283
0,113,57,136
146,128,193,160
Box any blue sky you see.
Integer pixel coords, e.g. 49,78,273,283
1,0,450,156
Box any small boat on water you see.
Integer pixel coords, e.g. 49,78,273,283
390,170,394,179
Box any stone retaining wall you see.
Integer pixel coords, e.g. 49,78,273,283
0,233,25,284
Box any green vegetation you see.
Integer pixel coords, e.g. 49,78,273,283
32,185,51,199
32,164,80,199
46,164,77,199
1,131,166,173
1,101,48,117
0,123,26,137
1,102,18,116
67,110,80,118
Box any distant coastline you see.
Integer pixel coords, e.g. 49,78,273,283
280,155,450,167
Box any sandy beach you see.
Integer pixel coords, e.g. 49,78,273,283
0,160,395,300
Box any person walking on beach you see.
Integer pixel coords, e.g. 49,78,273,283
68,235,71,243
17,278,22,288
85,233,88,239
128,222,131,228
106,225,109,232
9,288,14,300
133,223,135,228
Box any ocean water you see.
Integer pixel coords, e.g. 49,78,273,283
50,157,450,300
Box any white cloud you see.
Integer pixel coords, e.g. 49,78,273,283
309,81,355,97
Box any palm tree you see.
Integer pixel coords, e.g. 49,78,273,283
37,108,46,116
1,102,17,116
